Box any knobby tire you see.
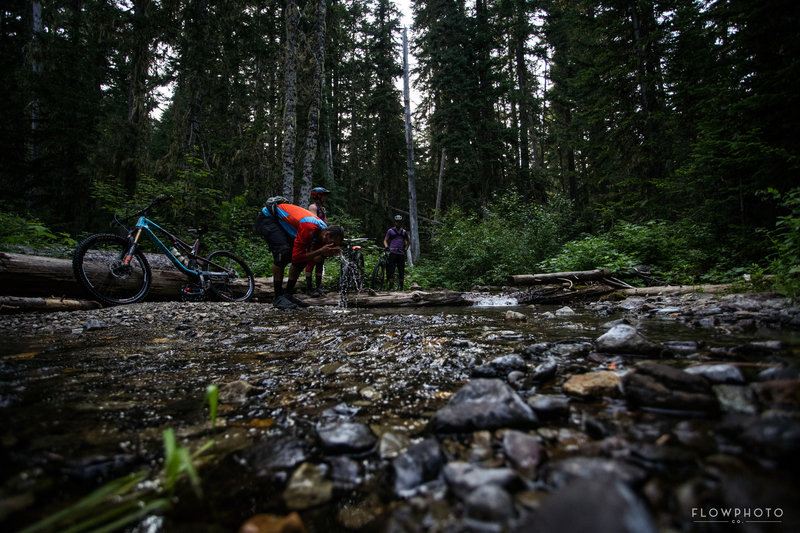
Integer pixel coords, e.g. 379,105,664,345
72,233,152,305
371,261,386,291
204,250,255,302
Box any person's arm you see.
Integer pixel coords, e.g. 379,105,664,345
384,229,391,248
293,225,339,264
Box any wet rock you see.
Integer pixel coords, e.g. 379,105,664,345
378,431,411,459
527,394,570,420
84,319,107,331
595,324,661,356
662,340,700,355
737,416,800,462
329,456,362,489
562,371,621,398
501,429,545,478
239,512,308,533
443,462,520,499
758,366,800,382
713,384,757,414
549,341,592,357
321,403,360,419
530,357,558,383
753,379,800,411
316,422,376,453
464,484,516,526
507,370,526,389
392,438,445,497
555,306,575,317
504,310,526,322
472,354,527,378
621,361,719,415
521,343,550,358
241,436,309,474
283,462,333,510
432,379,537,433
219,380,261,403
684,364,745,384
528,479,657,533
544,456,648,489
469,430,493,463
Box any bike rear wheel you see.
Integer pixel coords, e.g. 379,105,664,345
72,233,152,305
371,261,386,291
204,250,255,302
353,252,365,290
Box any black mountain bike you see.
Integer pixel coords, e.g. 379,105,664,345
72,195,255,305
339,238,368,293
370,247,390,291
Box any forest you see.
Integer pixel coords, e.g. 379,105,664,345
1,0,799,294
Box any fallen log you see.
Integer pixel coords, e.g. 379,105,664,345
618,283,736,296
514,283,615,305
0,296,102,313
0,251,276,301
508,269,612,286
304,289,470,308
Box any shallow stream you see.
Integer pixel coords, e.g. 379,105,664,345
1,294,798,532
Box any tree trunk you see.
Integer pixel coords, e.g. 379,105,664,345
508,269,612,285
435,146,445,223
299,0,326,208
281,0,300,202
403,27,420,262
1,296,102,313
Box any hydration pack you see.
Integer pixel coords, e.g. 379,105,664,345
265,196,289,218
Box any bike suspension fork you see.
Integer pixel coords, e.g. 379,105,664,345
122,229,143,266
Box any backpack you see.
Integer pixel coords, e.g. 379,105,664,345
265,196,289,218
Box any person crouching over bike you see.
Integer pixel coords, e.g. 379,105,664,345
384,214,410,291
305,187,330,297
255,198,343,309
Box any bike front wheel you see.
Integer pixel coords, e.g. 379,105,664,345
72,233,152,305
370,261,386,291
204,251,255,302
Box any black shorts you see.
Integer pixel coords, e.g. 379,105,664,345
255,212,293,267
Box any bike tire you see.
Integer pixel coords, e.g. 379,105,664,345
354,252,365,290
204,250,255,302
371,261,386,291
72,233,152,305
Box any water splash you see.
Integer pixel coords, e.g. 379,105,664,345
464,293,519,307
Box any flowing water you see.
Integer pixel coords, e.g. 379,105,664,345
0,296,798,532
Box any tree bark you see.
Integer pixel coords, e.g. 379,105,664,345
281,0,300,202
1,296,102,313
299,0,326,208
403,27,420,262
508,269,612,285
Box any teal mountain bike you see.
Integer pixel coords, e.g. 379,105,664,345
72,195,255,305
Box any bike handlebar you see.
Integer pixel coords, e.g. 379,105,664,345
113,194,173,228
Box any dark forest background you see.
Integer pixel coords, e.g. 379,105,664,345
1,0,798,292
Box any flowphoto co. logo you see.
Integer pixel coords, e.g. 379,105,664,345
692,507,784,525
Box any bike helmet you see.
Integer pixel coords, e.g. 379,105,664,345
311,187,330,197
394,215,403,221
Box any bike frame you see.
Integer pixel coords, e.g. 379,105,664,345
124,216,230,281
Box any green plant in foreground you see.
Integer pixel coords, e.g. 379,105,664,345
20,386,220,533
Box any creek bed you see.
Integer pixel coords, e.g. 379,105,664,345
1,294,799,532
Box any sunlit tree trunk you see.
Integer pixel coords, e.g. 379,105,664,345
403,27,419,262
281,0,299,202
299,0,326,208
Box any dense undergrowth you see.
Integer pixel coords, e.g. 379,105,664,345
2,187,798,298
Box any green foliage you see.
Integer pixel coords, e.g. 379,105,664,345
419,191,574,290
0,208,76,253
761,187,800,296
20,388,219,533
538,219,747,285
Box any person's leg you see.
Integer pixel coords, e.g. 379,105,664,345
255,213,296,309
304,262,314,294
397,259,406,291
284,263,310,307
386,255,396,289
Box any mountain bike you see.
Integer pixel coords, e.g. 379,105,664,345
339,238,368,293
72,195,255,305
370,247,390,291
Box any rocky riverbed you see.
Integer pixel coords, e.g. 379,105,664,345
1,291,799,532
